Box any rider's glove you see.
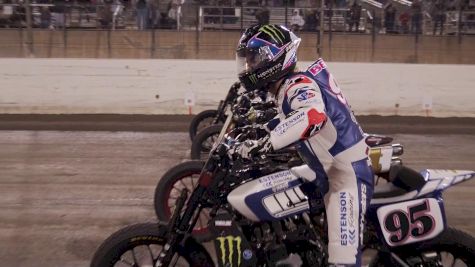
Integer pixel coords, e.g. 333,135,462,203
234,135,272,159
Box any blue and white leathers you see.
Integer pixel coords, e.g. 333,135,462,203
268,59,374,266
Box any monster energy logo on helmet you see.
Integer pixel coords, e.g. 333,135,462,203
216,236,242,267
259,25,285,44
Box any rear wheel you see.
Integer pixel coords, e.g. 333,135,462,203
189,109,219,141
90,223,213,267
190,124,223,160
154,160,213,242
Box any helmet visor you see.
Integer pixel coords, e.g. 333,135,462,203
236,45,275,76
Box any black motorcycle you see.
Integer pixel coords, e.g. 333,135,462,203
91,122,475,267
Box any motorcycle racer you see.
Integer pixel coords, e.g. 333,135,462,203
235,24,374,267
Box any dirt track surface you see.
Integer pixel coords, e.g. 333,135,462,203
0,116,475,267
0,114,475,134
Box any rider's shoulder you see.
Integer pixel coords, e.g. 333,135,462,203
304,58,329,77
281,71,319,93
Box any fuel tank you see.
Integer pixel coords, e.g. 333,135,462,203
227,170,310,221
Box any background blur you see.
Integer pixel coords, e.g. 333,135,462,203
0,0,474,63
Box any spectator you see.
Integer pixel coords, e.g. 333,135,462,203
349,1,362,32
336,0,346,8
110,0,124,29
399,10,410,34
10,1,26,28
290,9,305,32
272,0,283,7
136,0,148,30
411,0,422,34
168,0,185,29
98,1,113,29
1,1,13,27
255,7,270,25
432,0,446,35
167,0,181,29
167,10,177,29
40,6,51,29
368,8,383,33
384,3,396,33
50,1,66,29
148,0,160,29
304,8,319,32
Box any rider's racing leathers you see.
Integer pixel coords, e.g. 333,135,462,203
266,59,374,266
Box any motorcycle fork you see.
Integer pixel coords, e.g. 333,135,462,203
156,185,207,266
214,100,226,124
214,84,238,124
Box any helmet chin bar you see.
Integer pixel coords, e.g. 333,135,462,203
240,56,293,92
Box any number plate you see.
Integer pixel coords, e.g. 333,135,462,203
377,198,445,247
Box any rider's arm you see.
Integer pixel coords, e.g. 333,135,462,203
269,75,327,150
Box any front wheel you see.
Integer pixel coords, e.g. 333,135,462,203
154,160,213,242
189,109,219,141
90,223,213,267
371,227,475,267
190,124,223,160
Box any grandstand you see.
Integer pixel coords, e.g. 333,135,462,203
0,0,474,63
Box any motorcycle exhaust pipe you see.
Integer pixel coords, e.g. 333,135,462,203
391,144,404,156
391,157,403,166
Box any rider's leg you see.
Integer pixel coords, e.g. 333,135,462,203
324,159,374,266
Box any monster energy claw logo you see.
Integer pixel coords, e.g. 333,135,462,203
259,25,285,44
249,74,258,84
217,236,242,267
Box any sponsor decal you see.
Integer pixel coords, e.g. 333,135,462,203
360,183,367,246
340,192,347,245
348,193,356,245
308,60,327,76
217,236,242,267
348,193,355,229
215,220,233,227
249,74,258,84
285,110,298,117
272,182,289,192
259,25,285,43
296,89,316,102
258,171,293,188
339,192,356,246
273,111,305,136
257,63,283,79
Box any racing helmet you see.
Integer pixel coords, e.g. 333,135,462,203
236,24,301,91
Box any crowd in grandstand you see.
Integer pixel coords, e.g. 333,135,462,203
0,0,473,34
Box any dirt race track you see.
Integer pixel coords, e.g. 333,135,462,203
0,115,474,267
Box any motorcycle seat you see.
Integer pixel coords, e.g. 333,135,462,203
373,165,427,199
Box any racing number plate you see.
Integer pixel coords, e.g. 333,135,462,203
376,198,445,247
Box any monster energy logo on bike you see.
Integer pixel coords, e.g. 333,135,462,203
249,74,258,84
259,25,285,44
216,236,242,267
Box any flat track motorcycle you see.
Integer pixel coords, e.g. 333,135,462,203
155,140,403,242
91,123,475,267
162,88,403,242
